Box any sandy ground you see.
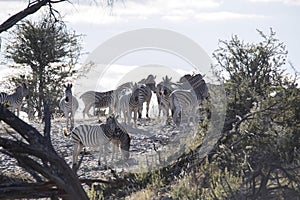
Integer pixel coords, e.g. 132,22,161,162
0,112,198,180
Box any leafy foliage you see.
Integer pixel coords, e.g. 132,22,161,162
208,29,300,198
124,29,300,199
5,14,82,119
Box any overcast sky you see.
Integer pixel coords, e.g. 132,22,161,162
0,0,299,87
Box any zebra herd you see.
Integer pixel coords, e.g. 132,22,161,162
64,73,208,127
0,72,209,170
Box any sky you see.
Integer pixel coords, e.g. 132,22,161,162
0,0,299,90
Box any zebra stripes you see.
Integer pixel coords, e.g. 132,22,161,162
168,73,209,126
0,83,29,117
128,83,140,127
155,75,173,117
170,89,198,126
117,89,132,124
65,115,130,168
80,90,114,118
137,84,154,118
112,123,131,160
179,73,209,101
59,84,79,130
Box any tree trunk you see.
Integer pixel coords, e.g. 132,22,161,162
0,104,89,199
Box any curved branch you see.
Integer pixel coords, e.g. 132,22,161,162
0,0,66,33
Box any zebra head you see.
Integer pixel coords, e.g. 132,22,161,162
64,83,73,102
16,83,29,99
145,74,156,83
106,114,118,132
21,83,29,99
179,74,192,83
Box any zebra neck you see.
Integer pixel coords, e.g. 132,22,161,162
9,91,24,102
102,124,115,138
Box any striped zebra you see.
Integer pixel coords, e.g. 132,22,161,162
169,73,209,126
117,89,132,124
112,123,131,161
128,83,140,127
169,89,199,126
114,81,133,118
179,73,209,101
0,83,29,117
59,84,79,131
136,75,156,119
80,90,114,118
64,115,130,169
155,75,173,117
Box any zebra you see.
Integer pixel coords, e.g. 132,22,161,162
169,73,209,126
178,73,209,101
113,81,134,117
0,83,29,117
155,75,173,118
64,115,130,169
169,89,199,126
59,83,79,131
128,83,140,127
80,90,114,118
111,122,131,162
117,89,132,124
136,75,156,119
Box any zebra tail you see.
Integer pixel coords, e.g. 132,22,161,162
63,128,71,137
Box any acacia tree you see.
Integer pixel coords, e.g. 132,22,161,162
210,29,300,198
5,15,82,119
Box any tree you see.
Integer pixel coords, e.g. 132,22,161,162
210,29,300,198
5,14,82,119
0,103,89,199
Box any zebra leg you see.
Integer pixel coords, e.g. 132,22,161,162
138,103,143,119
111,140,120,162
173,109,181,126
64,111,69,130
82,105,86,119
158,105,161,117
98,146,102,166
133,110,137,128
128,110,132,126
82,102,89,118
70,112,75,131
17,105,21,117
157,96,161,117
83,102,93,118
111,143,115,162
146,101,150,118
72,143,83,169
98,145,108,167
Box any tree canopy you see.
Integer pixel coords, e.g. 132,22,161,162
5,15,82,119
207,29,300,199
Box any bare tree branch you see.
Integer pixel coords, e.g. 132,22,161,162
0,0,66,33
0,104,89,199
